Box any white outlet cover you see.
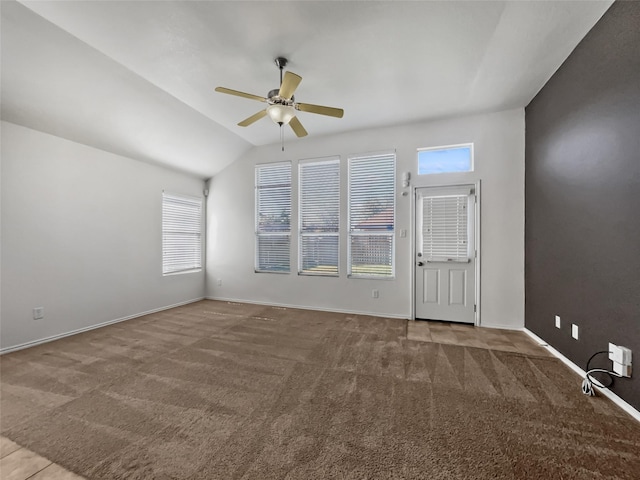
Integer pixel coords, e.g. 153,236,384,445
609,343,632,365
555,315,561,328
613,361,632,378
571,324,579,340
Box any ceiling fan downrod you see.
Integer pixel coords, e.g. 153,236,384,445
274,57,288,86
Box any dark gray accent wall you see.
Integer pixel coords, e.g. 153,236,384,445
525,0,640,411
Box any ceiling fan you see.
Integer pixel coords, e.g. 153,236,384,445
215,57,344,138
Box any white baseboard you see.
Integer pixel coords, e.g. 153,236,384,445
523,328,640,423
206,296,409,320
0,297,205,355
479,322,523,331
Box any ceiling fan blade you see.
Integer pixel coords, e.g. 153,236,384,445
296,102,344,118
289,116,308,137
279,71,302,100
215,87,266,102
238,110,267,127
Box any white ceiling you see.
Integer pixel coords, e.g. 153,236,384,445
1,0,612,178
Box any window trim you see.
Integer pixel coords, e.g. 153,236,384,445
347,151,396,279
255,161,292,274
417,143,474,175
162,191,203,276
298,156,341,277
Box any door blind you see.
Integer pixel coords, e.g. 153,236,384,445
421,194,469,261
299,158,340,275
162,192,202,274
255,163,291,272
348,153,395,277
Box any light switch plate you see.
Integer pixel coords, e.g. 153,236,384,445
571,324,579,340
555,315,561,328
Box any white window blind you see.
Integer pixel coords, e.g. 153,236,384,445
348,153,395,277
421,194,469,261
299,158,340,275
162,192,202,275
256,163,291,272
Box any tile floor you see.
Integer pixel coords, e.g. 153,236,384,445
0,436,84,480
0,319,549,480
407,319,551,357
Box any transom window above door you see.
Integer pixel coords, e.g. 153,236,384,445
417,144,473,175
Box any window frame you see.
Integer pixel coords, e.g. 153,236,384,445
255,161,292,274
162,191,203,276
298,156,341,277
347,151,396,279
417,143,474,175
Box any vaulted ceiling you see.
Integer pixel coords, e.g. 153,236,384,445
1,0,613,178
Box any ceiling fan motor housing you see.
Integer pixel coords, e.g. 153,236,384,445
267,89,294,106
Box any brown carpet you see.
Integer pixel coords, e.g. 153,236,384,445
1,300,638,479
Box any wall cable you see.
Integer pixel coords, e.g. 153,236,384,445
581,350,621,396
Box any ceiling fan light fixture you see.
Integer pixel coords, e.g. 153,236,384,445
267,103,295,125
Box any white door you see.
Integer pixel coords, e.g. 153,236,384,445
415,186,476,323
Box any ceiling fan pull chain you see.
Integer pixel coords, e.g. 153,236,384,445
281,125,285,152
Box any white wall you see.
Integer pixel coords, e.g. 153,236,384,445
1,121,206,351
207,108,525,328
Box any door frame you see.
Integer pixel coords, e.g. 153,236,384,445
410,180,481,325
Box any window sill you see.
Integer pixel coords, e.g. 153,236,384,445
163,268,202,276
347,274,396,280
298,272,340,277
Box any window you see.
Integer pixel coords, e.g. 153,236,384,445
418,144,473,175
299,158,340,275
162,192,202,275
255,162,291,272
348,152,395,277
421,190,471,262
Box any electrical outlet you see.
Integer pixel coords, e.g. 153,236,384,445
217,279,222,286
613,362,632,378
33,307,44,320
571,324,579,340
372,290,379,299
400,229,407,238
609,343,632,365
555,315,561,329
